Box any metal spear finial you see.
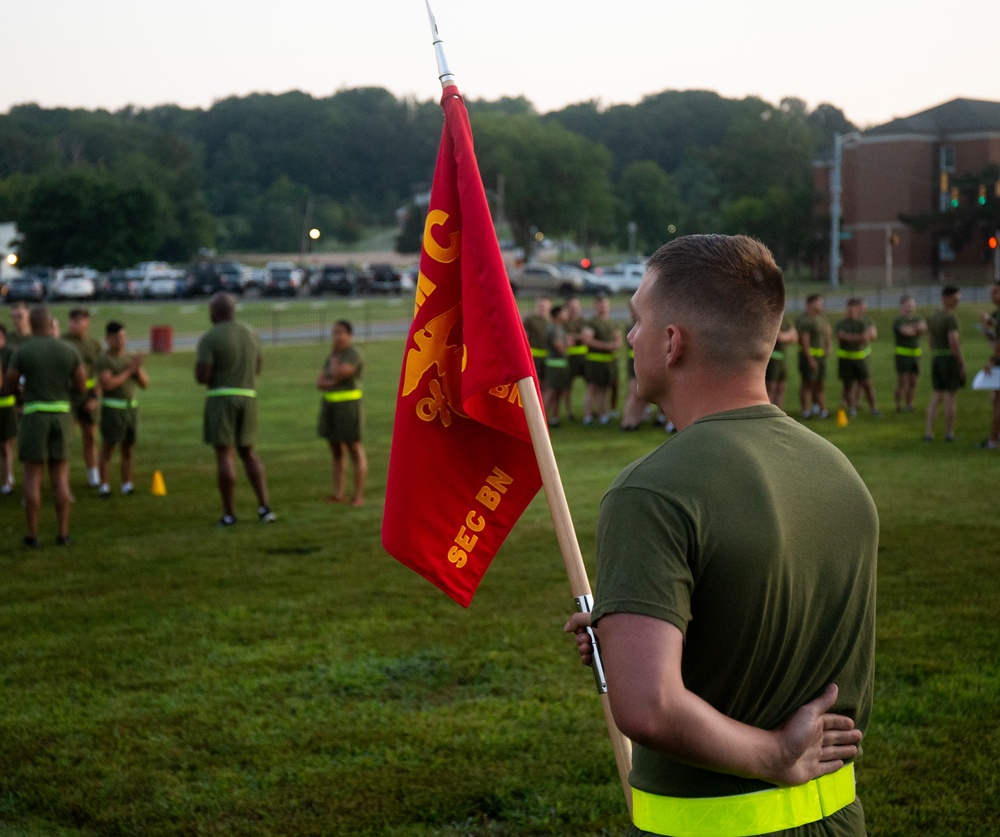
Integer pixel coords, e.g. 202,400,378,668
425,1,456,89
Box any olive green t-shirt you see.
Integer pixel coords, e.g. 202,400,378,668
835,318,868,352
522,314,549,350
62,333,102,379
893,316,922,350
322,346,363,392
10,337,82,403
95,352,137,402
795,314,830,355
592,405,877,804
196,320,261,390
926,309,959,353
588,318,619,350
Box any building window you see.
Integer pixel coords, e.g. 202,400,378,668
939,144,956,173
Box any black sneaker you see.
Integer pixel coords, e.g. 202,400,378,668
23,535,39,549
258,506,276,523
56,535,71,547
217,514,237,527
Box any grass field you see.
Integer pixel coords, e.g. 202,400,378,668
1,304,998,836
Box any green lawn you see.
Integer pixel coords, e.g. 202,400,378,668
1,306,997,835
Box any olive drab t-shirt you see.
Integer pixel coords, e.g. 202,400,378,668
62,333,102,381
323,347,363,393
95,352,137,402
893,316,922,351
836,318,868,352
196,320,261,390
927,310,959,353
11,337,82,403
522,314,549,350
592,405,877,806
795,314,830,355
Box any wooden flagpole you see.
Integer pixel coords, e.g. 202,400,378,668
425,2,633,814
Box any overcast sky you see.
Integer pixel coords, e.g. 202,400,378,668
5,0,995,128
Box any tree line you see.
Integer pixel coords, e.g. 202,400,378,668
0,87,857,271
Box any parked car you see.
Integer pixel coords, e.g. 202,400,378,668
309,264,357,296
509,262,585,296
128,261,183,298
557,264,615,295
182,262,245,297
99,269,141,300
261,262,303,297
358,263,403,294
50,267,98,301
596,262,647,295
3,275,46,304
20,266,56,295
145,274,185,299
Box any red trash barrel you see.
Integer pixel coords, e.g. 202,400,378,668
150,325,173,353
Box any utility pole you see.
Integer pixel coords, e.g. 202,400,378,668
829,132,862,288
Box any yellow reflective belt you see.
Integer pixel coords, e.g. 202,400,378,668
808,347,826,358
0,394,15,408
587,352,615,362
530,347,549,359
567,345,588,356
101,398,138,409
836,348,869,360
628,349,635,359
770,350,785,360
632,763,855,837
23,401,70,414
323,389,362,403
895,346,922,357
207,388,257,397
85,377,96,390
545,358,569,369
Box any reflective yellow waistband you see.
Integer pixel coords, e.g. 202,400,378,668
23,401,70,414
101,397,138,409
836,348,871,360
85,377,96,390
587,352,615,363
0,394,15,408
567,345,588,356
895,346,922,357
207,388,257,398
530,347,549,359
808,347,826,358
323,388,362,403
632,763,855,837
545,358,569,368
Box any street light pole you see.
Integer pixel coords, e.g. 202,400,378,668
829,131,862,288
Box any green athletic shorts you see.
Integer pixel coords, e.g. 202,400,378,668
0,406,17,442
838,358,870,384
584,359,617,388
204,395,258,448
765,358,786,383
71,390,98,426
317,399,362,444
895,355,920,375
18,412,72,463
101,406,138,446
798,354,827,384
544,360,571,391
931,356,965,392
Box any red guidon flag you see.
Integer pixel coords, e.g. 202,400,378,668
382,85,542,607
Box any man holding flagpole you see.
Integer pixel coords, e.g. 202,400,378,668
568,235,875,836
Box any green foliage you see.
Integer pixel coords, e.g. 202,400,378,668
0,88,857,270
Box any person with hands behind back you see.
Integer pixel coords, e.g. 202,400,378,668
566,235,876,837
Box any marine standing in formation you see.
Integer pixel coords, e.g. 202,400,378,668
195,291,276,525
316,320,367,507
62,308,103,489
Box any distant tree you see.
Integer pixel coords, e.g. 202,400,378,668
472,113,615,254
616,160,683,252
18,169,160,270
395,204,425,255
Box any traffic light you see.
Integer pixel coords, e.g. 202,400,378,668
989,235,998,250
950,187,960,208
579,257,591,270
979,185,987,205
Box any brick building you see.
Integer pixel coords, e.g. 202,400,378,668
815,98,1000,285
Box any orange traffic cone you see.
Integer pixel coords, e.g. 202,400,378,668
836,408,849,428
151,470,167,496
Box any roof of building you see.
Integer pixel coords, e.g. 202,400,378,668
865,98,1000,138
